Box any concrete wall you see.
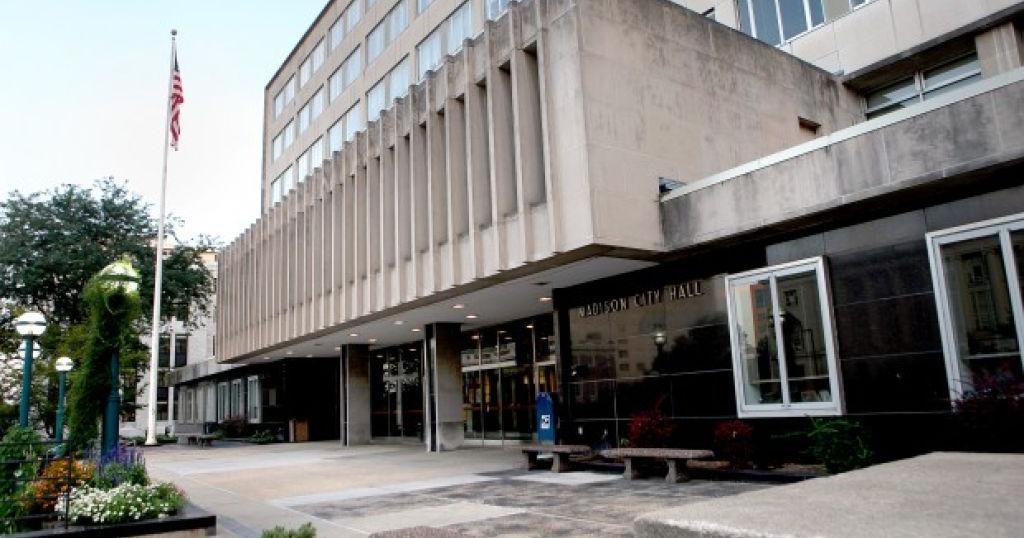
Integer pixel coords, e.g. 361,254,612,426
661,73,1024,251
573,0,862,251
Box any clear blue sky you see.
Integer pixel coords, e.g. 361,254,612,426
0,0,327,243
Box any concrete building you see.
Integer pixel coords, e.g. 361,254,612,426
209,0,1024,454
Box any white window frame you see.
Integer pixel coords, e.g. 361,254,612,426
725,257,844,418
230,378,243,418
216,381,229,421
926,212,1024,403
246,375,262,424
865,52,982,118
738,0,825,46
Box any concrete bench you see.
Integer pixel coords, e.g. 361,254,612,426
522,444,591,473
174,424,216,447
600,448,714,483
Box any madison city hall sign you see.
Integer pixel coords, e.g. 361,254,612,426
575,280,706,318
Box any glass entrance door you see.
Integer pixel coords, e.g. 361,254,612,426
929,215,1024,398
370,343,423,441
461,315,556,444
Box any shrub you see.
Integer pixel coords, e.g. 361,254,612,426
807,418,873,474
93,462,149,489
26,459,95,512
0,426,48,530
249,430,276,444
221,415,247,437
262,522,317,538
713,420,755,468
626,407,675,448
59,482,186,524
953,373,1023,452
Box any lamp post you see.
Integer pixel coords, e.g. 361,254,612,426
55,357,74,444
14,311,46,428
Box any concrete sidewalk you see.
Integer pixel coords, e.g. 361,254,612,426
635,452,1023,538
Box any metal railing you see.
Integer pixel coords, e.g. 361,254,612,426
0,439,74,532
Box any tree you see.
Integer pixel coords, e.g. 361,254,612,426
0,179,217,435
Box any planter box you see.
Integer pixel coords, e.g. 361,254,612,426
15,503,215,538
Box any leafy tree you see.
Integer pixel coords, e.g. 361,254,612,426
0,178,217,435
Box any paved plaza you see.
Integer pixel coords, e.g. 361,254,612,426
145,441,770,537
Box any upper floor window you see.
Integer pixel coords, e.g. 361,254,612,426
418,2,473,80
726,257,842,418
367,80,386,122
737,0,825,46
418,0,435,13
368,56,411,121
367,0,409,64
270,177,281,204
296,137,325,184
331,1,363,51
330,47,363,101
329,102,365,152
389,57,411,100
273,76,296,118
865,53,981,118
487,0,510,20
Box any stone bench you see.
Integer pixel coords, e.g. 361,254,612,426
600,448,714,483
522,444,591,473
174,424,216,447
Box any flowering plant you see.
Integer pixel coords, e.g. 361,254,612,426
57,482,186,524
713,420,755,468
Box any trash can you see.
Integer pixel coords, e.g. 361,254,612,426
536,392,556,444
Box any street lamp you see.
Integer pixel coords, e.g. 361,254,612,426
55,357,74,444
14,311,46,427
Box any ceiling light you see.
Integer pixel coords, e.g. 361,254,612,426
349,333,359,337
466,314,478,319
411,328,421,332
286,350,294,355
305,354,313,358
369,338,378,343
539,297,551,303
394,320,405,325
526,324,534,329
334,346,341,351
453,304,465,309
471,334,480,340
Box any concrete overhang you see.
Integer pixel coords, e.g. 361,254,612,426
660,67,1024,253
224,253,655,365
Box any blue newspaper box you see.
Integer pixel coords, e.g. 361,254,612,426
536,392,556,444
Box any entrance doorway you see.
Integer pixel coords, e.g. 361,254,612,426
370,342,424,442
462,315,558,445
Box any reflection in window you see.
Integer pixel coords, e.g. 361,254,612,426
937,229,1024,392
865,53,981,118
726,258,841,417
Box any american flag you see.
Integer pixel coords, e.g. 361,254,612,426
169,52,184,150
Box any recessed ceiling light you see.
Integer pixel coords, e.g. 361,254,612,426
408,348,417,352
369,338,378,343
539,297,551,302
305,354,313,358
394,320,405,325
349,333,359,337
264,356,271,361
411,328,421,332
334,346,341,351
453,304,465,309
526,324,534,329
471,334,480,340
286,350,294,355
466,314,478,319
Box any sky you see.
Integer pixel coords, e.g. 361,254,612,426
0,0,327,244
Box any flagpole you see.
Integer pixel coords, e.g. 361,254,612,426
146,29,177,446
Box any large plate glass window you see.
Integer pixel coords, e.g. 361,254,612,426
737,0,825,46
725,257,842,417
247,376,261,423
927,214,1024,400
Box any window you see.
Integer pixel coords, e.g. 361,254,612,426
487,0,510,20
296,138,323,183
330,48,362,101
230,379,243,418
737,0,825,46
330,118,344,153
725,257,842,417
284,76,296,106
389,57,410,99
448,3,473,55
418,0,434,13
865,53,981,118
299,56,312,88
298,101,311,134
311,39,326,73
276,165,293,199
347,0,362,31
417,28,443,81
330,13,346,50
297,147,310,183
273,76,295,118
927,214,1024,401
344,102,364,142
247,376,261,423
274,90,285,118
270,177,281,204
216,382,229,421
368,80,386,121
311,87,325,118
367,0,409,63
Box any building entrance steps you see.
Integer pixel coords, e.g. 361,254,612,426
634,452,1024,538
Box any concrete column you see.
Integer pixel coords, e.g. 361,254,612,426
341,344,371,445
424,323,464,452
976,22,1024,76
